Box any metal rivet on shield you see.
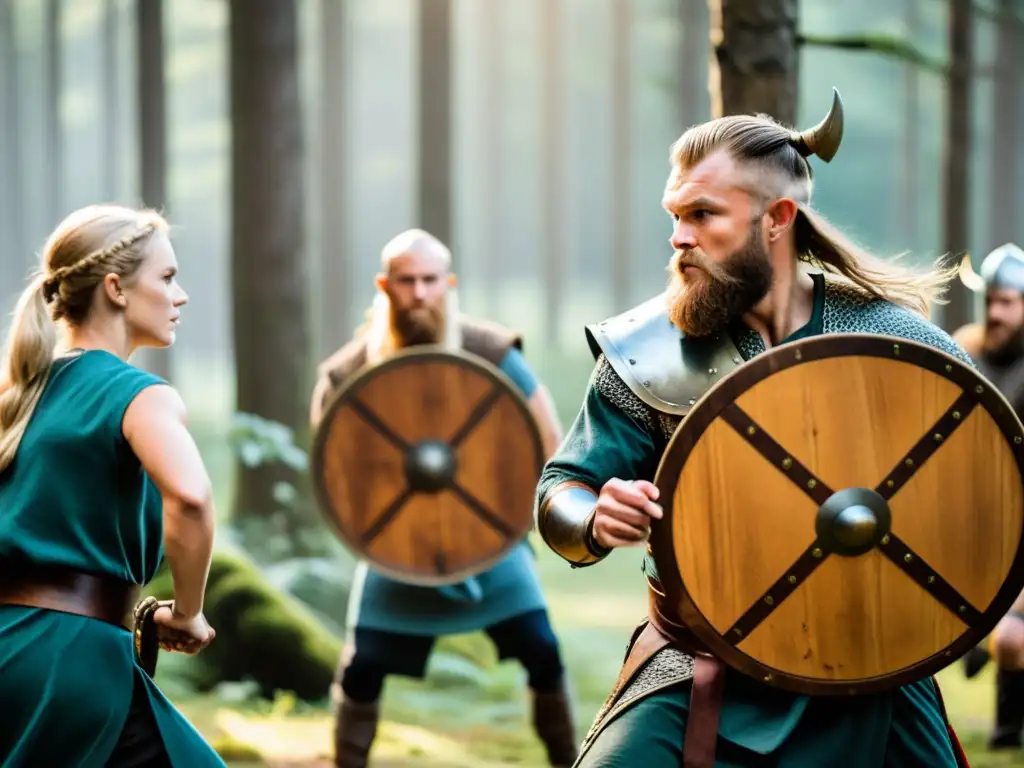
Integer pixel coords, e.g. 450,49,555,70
688,398,696,406
709,367,718,375
952,411,961,421
807,479,817,489
733,357,741,364
881,534,890,545
927,575,935,584
1016,436,1022,445
764,595,774,606
733,628,742,637
933,433,942,442
893,344,900,356
629,358,636,365
945,364,952,373
763,674,773,682
795,350,803,361
782,457,793,470
812,548,823,558
747,425,756,436
904,458,914,467
904,553,913,563
959,605,966,614
787,575,797,584
643,380,651,386
976,385,984,394
886,479,894,488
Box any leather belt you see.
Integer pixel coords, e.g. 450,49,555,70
0,562,139,631
646,580,726,768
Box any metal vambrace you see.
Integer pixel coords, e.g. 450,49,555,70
537,482,611,568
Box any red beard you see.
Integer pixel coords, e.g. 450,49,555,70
391,302,445,346
666,222,774,337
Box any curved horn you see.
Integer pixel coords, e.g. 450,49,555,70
957,253,987,293
791,88,845,163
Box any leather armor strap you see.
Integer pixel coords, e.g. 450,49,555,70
646,583,726,768
683,654,726,768
0,561,139,630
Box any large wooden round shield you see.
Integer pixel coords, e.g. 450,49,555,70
650,333,1024,695
311,347,544,585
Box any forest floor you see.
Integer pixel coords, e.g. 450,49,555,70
165,536,1024,767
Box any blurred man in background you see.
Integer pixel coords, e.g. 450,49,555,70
309,229,577,767
955,242,1024,750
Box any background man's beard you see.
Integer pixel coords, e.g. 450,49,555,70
392,304,445,346
666,223,774,338
984,322,1024,363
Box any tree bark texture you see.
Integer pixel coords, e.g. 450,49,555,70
135,0,173,382
940,0,973,332
318,0,350,356
228,0,311,523
710,0,799,124
987,0,1019,249
418,0,452,249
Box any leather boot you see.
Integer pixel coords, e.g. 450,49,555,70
333,695,379,767
531,682,579,767
990,668,1024,750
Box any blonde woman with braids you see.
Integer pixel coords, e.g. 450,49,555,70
0,204,225,766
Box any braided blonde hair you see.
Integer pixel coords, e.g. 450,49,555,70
0,204,168,471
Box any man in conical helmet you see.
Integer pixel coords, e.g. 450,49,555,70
955,242,1024,749
535,90,972,766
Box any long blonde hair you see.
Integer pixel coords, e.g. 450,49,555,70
0,204,168,471
669,106,956,316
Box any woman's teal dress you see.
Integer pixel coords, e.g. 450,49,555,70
0,349,225,766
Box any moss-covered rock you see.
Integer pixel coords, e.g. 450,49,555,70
144,547,342,702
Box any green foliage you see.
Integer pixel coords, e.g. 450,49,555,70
225,411,345,562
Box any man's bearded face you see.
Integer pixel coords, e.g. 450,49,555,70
666,218,774,337
983,287,1024,358
391,296,444,346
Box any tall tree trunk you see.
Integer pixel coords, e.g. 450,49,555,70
940,0,973,332
318,0,349,357
480,0,502,302
135,0,172,381
710,0,799,122
540,0,565,340
102,0,119,201
678,0,710,128
417,0,452,249
610,0,631,310
988,0,1017,248
45,0,61,222
228,1,311,525
0,0,24,290
900,0,920,247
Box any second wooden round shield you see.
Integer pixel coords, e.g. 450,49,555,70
650,333,1024,695
311,347,544,586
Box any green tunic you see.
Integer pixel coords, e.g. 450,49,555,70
0,350,224,767
538,274,971,766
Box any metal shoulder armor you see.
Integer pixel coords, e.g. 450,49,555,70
584,293,744,417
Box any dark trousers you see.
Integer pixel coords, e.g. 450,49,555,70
105,673,173,767
340,608,566,703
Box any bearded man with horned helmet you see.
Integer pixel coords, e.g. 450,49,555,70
310,229,578,767
954,242,1024,750
535,90,974,766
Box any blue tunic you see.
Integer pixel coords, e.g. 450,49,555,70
0,350,225,767
347,347,549,637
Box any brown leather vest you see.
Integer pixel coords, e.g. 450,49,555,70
314,316,523,413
